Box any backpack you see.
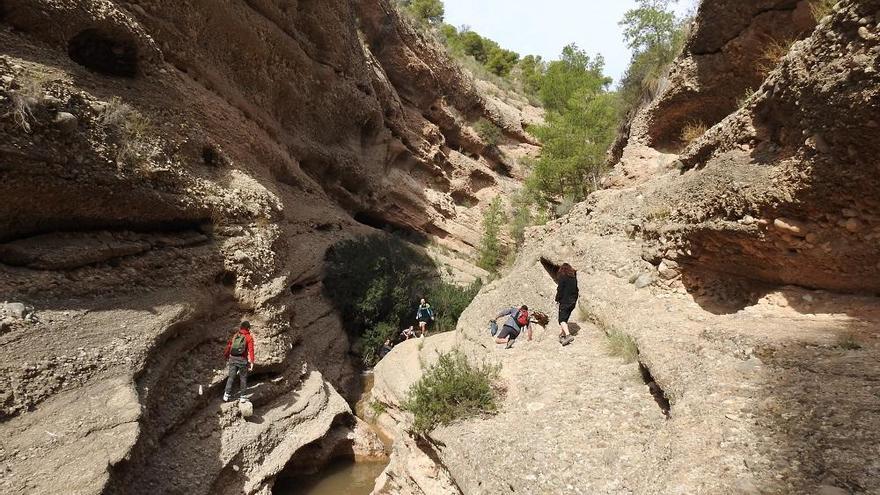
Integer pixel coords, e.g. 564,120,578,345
489,320,499,337
230,333,247,357
515,309,529,327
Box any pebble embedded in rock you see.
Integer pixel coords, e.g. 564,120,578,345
844,218,863,233
53,112,78,134
634,273,654,289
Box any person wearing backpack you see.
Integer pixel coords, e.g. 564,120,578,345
415,298,435,337
490,305,532,349
223,321,255,402
555,263,578,347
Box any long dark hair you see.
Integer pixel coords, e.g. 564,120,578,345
558,263,577,278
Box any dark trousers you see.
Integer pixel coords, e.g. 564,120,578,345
224,357,248,398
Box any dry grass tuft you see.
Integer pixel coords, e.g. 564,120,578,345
758,37,796,77
605,330,639,363
10,74,47,133
100,97,157,168
680,121,708,144
810,0,836,22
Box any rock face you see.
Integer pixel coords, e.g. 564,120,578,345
0,1,536,494
372,1,880,494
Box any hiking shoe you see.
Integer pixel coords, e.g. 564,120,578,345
561,336,574,346
223,393,231,402
558,335,565,343
505,339,515,349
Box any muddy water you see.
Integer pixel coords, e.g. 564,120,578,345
274,371,390,495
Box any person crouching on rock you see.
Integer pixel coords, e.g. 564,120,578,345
491,305,532,349
223,320,255,402
555,263,578,347
416,298,435,337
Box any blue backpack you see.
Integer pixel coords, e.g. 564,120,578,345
489,320,499,337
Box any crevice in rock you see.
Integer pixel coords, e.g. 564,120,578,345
68,28,139,77
638,362,671,418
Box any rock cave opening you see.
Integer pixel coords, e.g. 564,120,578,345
639,362,671,418
68,28,138,77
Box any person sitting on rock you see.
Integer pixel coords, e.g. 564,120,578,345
223,320,255,402
490,305,532,349
416,298,435,337
400,325,417,341
555,263,578,347
378,339,394,359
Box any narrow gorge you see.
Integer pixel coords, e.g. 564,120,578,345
1,0,879,494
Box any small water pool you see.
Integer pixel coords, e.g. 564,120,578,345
273,371,390,495
273,457,387,495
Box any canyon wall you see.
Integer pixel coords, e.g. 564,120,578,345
0,0,537,493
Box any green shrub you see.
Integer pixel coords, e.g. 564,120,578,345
324,234,481,365
605,330,639,363
324,234,433,337
403,350,500,434
474,118,503,146
360,322,399,366
477,197,506,272
370,400,388,416
426,280,482,333
400,0,445,25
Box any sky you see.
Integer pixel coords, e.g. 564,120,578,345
442,0,698,85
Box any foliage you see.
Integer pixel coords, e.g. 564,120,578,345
400,0,445,25
441,25,520,77
679,120,707,144
516,54,546,97
478,197,506,272
617,0,690,112
554,195,577,218
370,400,388,416
737,87,757,108
9,73,45,133
605,330,640,363
473,118,502,146
100,97,157,167
427,280,482,333
403,350,500,434
324,234,480,365
324,234,433,335
837,333,862,351
528,44,619,203
810,0,836,21
758,37,795,77
360,322,398,366
508,190,534,247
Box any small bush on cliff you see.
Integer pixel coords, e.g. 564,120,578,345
474,118,503,146
404,350,500,434
605,330,639,363
617,0,690,112
478,197,507,273
400,0,445,25
428,280,482,333
9,73,46,133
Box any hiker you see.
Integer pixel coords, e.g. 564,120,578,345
490,305,532,349
378,339,393,359
555,263,578,346
223,321,255,402
400,325,417,341
416,298,435,337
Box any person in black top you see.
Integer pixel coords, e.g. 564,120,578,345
555,263,578,346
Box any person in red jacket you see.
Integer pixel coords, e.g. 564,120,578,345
223,321,255,402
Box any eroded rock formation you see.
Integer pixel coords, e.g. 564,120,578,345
0,0,538,493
